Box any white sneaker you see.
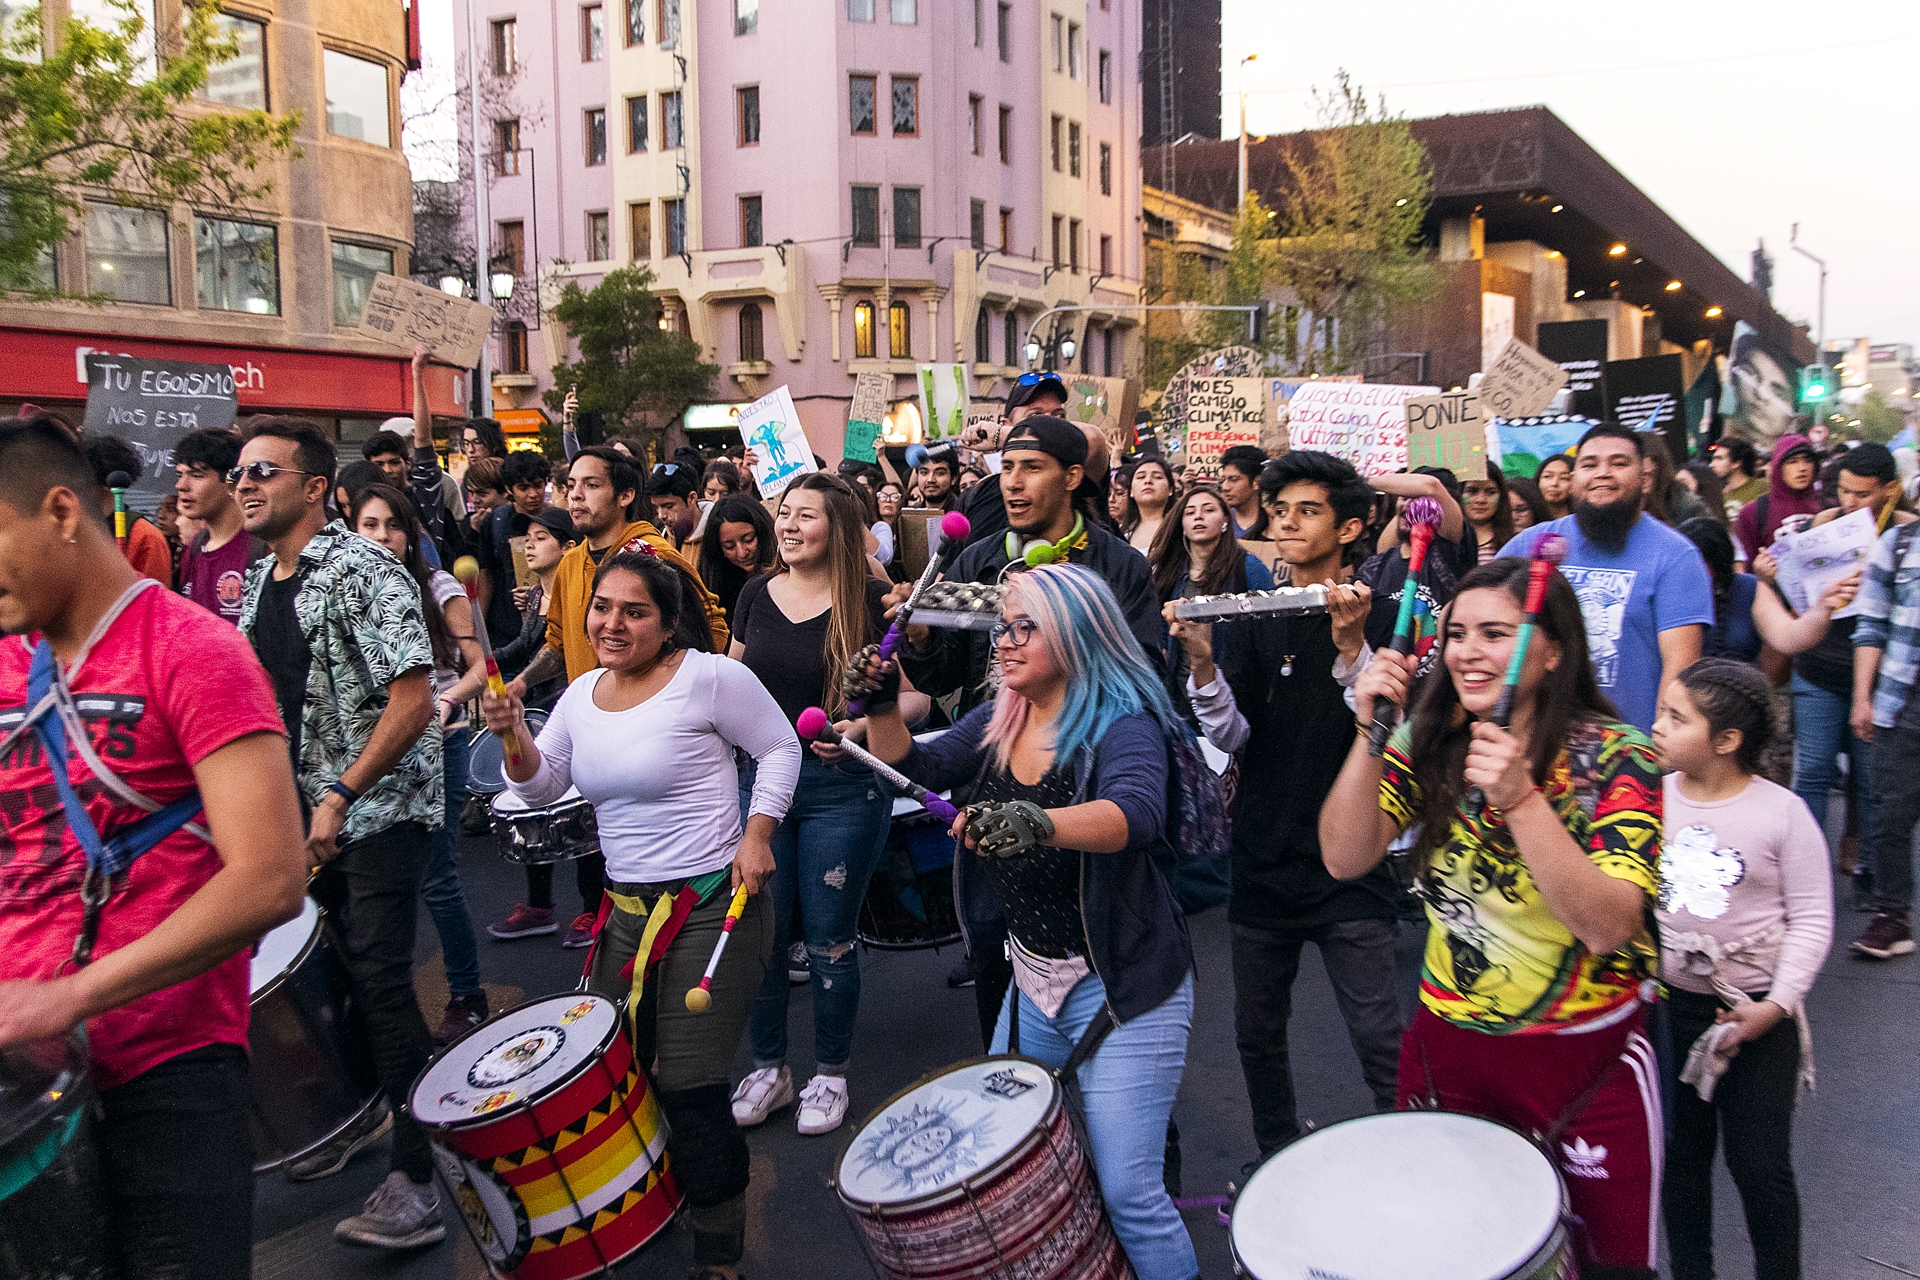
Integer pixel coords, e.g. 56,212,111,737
796,1074,850,1136
730,1064,794,1126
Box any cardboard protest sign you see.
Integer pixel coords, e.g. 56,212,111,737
1286,381,1438,474
1183,378,1267,478
843,419,882,463
843,370,890,463
1403,390,1486,474
1485,413,1598,480
82,355,238,513
1065,375,1139,462
740,385,816,497
1479,339,1569,419
1770,506,1875,619
917,363,970,440
356,273,494,369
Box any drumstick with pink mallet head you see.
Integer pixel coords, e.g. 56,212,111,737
848,510,972,716
685,882,751,1013
796,707,959,824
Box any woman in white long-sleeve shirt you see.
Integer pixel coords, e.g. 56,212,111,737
482,549,800,1280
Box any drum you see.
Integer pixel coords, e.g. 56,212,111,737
1230,1111,1572,1280
857,798,962,950
490,788,599,866
412,993,680,1280
469,710,549,797
247,895,382,1173
0,1036,112,1280
836,1056,1133,1280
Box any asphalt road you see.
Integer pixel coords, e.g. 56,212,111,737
253,820,1920,1280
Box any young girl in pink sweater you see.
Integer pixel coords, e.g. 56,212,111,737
1652,658,1834,1280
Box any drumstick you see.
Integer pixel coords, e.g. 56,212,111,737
451,556,521,765
1367,496,1444,757
849,510,973,716
1465,533,1567,816
106,470,132,550
796,707,959,823
685,883,751,1012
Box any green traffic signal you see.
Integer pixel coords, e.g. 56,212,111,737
1800,364,1832,403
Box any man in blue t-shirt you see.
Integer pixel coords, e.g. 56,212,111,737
1499,422,1711,732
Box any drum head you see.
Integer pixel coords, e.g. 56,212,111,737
411,993,618,1126
1231,1112,1563,1280
250,896,319,995
0,1035,83,1157
490,785,585,817
468,710,546,795
837,1057,1057,1208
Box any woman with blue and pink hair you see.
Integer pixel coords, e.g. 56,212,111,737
864,562,1199,1280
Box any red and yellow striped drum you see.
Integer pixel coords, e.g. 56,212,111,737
411,993,681,1279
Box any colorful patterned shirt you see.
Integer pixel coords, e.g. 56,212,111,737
239,522,443,843
1379,718,1661,1034
1853,522,1920,729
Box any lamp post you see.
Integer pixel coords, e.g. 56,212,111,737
1023,325,1078,371
463,0,493,419
1237,53,1258,209
1789,222,1827,355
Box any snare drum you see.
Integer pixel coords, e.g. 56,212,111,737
248,896,382,1173
857,798,962,950
837,1056,1133,1280
469,710,549,797
0,1035,112,1280
1230,1111,1572,1280
412,993,680,1280
491,787,599,865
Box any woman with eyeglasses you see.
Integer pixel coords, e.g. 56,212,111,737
863,563,1199,1280
1461,462,1516,564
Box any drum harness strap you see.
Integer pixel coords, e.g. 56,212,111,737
596,868,732,1019
0,580,207,969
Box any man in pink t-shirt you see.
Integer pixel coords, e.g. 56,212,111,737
0,413,307,1279
171,427,268,623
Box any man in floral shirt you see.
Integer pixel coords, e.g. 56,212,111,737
234,418,446,1251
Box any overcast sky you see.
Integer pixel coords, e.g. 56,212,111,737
1222,0,1919,353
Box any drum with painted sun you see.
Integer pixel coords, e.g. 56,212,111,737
410,993,681,1280
835,1055,1133,1280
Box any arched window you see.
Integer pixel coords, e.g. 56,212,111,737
888,300,910,359
853,299,875,358
503,320,530,373
1003,311,1018,367
738,302,764,362
974,307,991,365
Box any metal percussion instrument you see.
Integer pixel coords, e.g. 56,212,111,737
0,1035,112,1280
489,787,599,866
907,581,1005,632
1170,585,1330,621
468,709,549,797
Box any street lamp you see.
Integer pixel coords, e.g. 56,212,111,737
439,275,466,297
1790,222,1828,354
1024,327,1077,369
1237,53,1258,209
490,256,517,300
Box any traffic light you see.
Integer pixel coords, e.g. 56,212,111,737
1800,364,1833,405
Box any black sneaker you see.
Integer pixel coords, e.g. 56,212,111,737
287,1100,392,1182
1853,912,1915,959
946,954,979,988
434,992,489,1046
787,942,810,985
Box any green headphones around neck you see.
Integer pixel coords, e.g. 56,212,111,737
1004,512,1086,568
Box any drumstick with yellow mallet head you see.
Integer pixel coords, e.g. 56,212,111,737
685,883,751,1012
451,555,520,766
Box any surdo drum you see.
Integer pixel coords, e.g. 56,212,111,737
1230,1111,1573,1280
489,788,600,866
836,1056,1133,1280
411,993,680,1280
857,795,963,951
468,710,549,797
0,1036,112,1280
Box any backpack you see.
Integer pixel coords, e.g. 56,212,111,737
1150,725,1233,915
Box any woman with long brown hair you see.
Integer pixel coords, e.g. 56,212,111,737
1122,455,1177,555
1320,557,1665,1279
1461,462,1516,564
726,473,928,1137
1147,482,1274,717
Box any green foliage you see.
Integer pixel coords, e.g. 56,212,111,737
543,266,718,460
1843,389,1907,446
1144,192,1279,392
0,0,300,293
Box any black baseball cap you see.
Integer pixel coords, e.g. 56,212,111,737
1003,414,1089,469
511,506,578,542
1006,371,1068,412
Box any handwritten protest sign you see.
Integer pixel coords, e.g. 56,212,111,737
917,363,971,440
850,371,890,431
1771,506,1875,619
1183,378,1267,478
83,356,238,513
356,273,494,368
843,419,882,463
1066,375,1139,462
1404,390,1486,473
740,386,816,497
1286,381,1438,474
1479,339,1570,419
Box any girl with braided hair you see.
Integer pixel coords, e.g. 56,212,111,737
1651,658,1833,1280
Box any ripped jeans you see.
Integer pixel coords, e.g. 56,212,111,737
747,756,893,1073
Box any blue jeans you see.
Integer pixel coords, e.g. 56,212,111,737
1791,673,1876,872
748,756,892,1072
423,726,482,999
991,971,1198,1280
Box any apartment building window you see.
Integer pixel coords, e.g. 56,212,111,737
1003,311,1018,366
497,220,525,274
739,303,764,361
194,216,278,314
1067,22,1080,78
1098,49,1111,103
584,107,607,164
330,241,392,325
888,300,910,358
997,105,1011,163
1049,14,1061,70
1049,115,1061,172
1103,327,1117,377
968,95,981,155
625,0,643,44
656,0,679,45
849,75,875,135
587,211,610,260
1068,121,1080,176
661,90,682,146
581,4,604,60
630,201,652,259
892,186,920,248
504,321,530,372
1080,327,1093,372
975,307,991,364
738,86,759,145
490,18,516,73
891,0,915,21
847,0,872,20
198,13,266,108
86,203,170,304
1068,218,1081,272
853,300,875,358
850,185,879,246
998,206,1011,252
969,199,985,250
1099,233,1112,274
323,49,389,145
1050,215,1062,268
890,76,917,136
627,96,647,150
734,0,756,35
495,118,520,174
1099,142,1111,195
740,195,762,247
664,198,685,255
996,1,1009,59
971,0,981,45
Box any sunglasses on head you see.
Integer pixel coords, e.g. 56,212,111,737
226,462,320,485
1014,372,1060,387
